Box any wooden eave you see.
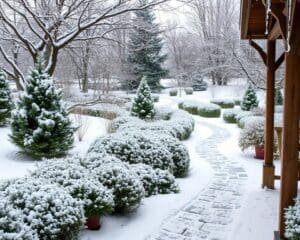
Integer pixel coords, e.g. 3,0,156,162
240,0,286,40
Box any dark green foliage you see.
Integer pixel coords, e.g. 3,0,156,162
223,109,240,123
275,88,283,105
0,70,12,125
169,89,178,96
241,85,259,111
126,0,168,91
211,99,235,109
10,57,75,158
131,77,155,119
197,108,221,118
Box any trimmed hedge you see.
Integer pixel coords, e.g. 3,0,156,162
210,99,235,109
169,89,178,96
184,87,193,95
179,100,221,118
223,109,241,123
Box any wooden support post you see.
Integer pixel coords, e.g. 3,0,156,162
263,40,276,189
279,52,300,239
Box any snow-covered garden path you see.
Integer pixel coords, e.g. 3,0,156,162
149,119,247,240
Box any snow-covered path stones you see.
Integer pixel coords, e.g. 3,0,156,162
148,120,248,240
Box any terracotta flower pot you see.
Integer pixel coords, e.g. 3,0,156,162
255,145,265,159
86,216,101,230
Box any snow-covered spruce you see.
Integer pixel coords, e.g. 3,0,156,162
241,85,259,111
31,158,115,218
91,161,145,213
0,69,12,125
88,131,174,172
210,98,235,109
155,169,179,194
285,197,300,239
179,100,221,118
10,57,75,158
131,76,155,119
239,118,265,151
223,109,241,123
131,163,159,197
1,178,84,240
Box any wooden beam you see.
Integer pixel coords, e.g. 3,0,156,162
268,21,282,41
263,40,276,189
250,39,267,65
289,0,300,56
275,53,285,71
240,0,251,39
279,52,300,238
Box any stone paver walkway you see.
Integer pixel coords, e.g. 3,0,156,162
148,121,248,240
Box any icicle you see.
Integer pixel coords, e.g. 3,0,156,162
265,0,271,35
287,0,292,52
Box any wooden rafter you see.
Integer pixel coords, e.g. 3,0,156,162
289,0,300,55
249,39,267,65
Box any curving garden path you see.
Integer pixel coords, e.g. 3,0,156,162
148,119,248,240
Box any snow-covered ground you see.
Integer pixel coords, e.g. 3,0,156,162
0,84,282,240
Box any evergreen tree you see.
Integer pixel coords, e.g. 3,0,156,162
131,76,155,119
275,88,283,105
241,85,259,111
10,57,75,158
126,0,168,91
0,70,12,125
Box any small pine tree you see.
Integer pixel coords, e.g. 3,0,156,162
0,70,12,125
126,0,168,91
241,85,259,111
275,88,283,105
131,76,155,119
10,57,75,158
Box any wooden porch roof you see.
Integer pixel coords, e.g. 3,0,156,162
240,0,286,40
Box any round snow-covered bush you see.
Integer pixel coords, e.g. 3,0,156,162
2,178,84,240
152,95,159,102
179,100,221,118
131,163,158,197
88,132,174,172
184,87,193,95
238,116,264,129
223,109,241,123
92,162,145,213
153,107,173,120
31,158,115,217
0,201,39,240
155,169,179,194
154,134,190,177
285,197,300,239
169,89,178,96
239,118,265,151
110,110,194,141
210,99,235,109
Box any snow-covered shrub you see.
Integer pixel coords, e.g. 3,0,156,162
0,70,12,125
275,88,283,105
169,89,178,96
31,158,115,217
236,111,255,128
285,197,300,239
155,169,179,194
0,200,39,240
88,132,174,172
210,99,235,109
2,178,84,240
238,116,264,129
223,109,241,123
179,100,221,118
251,107,265,116
92,161,145,213
131,163,158,197
110,109,194,141
239,118,264,151
154,134,190,177
233,98,241,106
184,87,193,95
241,85,259,111
153,107,173,120
131,77,155,119
10,56,75,158
152,95,159,102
